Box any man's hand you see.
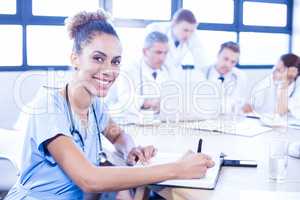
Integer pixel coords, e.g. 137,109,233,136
126,145,157,165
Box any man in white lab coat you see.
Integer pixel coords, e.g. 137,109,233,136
146,9,207,78
247,53,300,119
202,41,248,114
109,31,171,122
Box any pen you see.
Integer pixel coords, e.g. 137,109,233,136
197,138,202,153
246,115,260,120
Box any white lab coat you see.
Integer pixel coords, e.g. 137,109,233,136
202,65,248,113
109,58,171,120
146,22,208,72
249,75,300,119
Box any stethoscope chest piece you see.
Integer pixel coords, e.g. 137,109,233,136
97,151,108,164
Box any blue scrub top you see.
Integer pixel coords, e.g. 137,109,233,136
5,87,109,200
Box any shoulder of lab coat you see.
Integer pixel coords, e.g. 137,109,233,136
229,67,248,103
202,65,214,80
145,22,170,35
289,77,300,119
110,60,143,116
232,67,247,85
186,32,208,69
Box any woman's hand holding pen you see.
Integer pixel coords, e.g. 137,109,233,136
175,151,215,179
126,145,157,166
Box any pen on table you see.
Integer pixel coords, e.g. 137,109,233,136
197,138,202,153
246,115,260,120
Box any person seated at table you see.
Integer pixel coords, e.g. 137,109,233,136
4,9,214,200
245,53,300,119
110,31,172,121
202,41,248,115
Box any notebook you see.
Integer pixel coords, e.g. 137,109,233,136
140,152,222,190
182,118,272,137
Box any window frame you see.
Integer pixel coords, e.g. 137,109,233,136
0,0,294,71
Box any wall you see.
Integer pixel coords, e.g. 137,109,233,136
292,0,300,55
0,71,71,129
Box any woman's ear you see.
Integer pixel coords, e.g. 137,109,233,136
70,52,79,70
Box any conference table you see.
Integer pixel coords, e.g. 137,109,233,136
1,117,300,200
120,118,300,200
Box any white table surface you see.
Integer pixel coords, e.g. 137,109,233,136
121,120,300,200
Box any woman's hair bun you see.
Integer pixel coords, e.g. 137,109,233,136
66,8,111,39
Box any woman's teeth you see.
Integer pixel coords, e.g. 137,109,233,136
95,79,111,86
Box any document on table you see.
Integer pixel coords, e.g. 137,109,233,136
288,119,300,130
139,152,222,190
182,118,272,137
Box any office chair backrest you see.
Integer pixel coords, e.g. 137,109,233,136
0,155,19,192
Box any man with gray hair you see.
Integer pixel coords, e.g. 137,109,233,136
110,31,171,122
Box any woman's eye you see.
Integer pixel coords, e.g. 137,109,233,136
94,57,104,63
112,60,121,66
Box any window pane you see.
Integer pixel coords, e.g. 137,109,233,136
183,31,236,66
112,0,171,20
115,27,145,65
0,0,16,14
32,0,99,16
183,0,234,24
27,26,72,66
243,2,287,27
239,32,289,65
0,25,22,66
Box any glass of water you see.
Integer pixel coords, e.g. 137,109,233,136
269,139,289,182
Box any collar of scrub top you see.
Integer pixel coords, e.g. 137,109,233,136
65,83,109,165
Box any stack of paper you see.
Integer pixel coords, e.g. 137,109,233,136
182,118,272,137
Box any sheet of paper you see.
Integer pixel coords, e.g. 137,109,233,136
139,152,222,189
182,118,271,137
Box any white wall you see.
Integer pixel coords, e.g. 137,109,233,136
292,0,300,55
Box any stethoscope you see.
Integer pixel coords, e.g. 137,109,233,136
65,84,109,165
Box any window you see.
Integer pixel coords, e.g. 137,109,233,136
0,25,22,66
27,26,72,66
197,30,237,65
112,0,172,20
239,32,289,65
243,2,287,27
0,0,16,14
115,27,145,64
0,0,294,71
32,0,99,16
183,0,234,24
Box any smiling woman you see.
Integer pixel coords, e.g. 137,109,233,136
4,9,214,200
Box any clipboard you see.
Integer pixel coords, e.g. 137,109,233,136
146,153,223,190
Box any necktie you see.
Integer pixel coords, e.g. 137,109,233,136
152,71,157,80
218,76,225,83
174,40,180,48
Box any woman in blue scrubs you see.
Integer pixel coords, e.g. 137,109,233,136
5,9,214,200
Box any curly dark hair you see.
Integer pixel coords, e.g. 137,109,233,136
65,9,118,53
